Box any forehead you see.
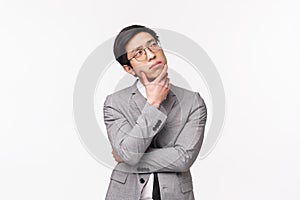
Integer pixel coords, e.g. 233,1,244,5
125,32,154,52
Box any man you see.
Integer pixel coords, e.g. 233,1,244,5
104,25,207,200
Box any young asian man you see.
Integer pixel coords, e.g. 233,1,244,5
104,25,207,200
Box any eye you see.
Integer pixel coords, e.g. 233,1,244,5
149,42,160,50
135,50,144,57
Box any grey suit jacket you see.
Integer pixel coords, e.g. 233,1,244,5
104,79,207,200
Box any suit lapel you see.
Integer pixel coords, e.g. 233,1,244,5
160,87,177,116
129,80,146,120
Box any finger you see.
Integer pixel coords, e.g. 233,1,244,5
157,73,168,86
157,64,168,82
161,72,168,81
161,76,168,86
154,63,168,83
165,77,170,88
140,71,149,85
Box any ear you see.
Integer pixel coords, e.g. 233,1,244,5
123,65,137,77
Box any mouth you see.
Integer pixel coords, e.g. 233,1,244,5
149,61,162,70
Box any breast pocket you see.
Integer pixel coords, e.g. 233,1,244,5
106,170,131,199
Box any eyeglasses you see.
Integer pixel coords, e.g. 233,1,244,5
128,41,162,62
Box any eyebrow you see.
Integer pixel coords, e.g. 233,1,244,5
129,39,156,53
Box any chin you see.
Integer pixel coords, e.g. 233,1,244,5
151,71,161,79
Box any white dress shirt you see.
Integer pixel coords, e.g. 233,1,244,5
137,80,154,200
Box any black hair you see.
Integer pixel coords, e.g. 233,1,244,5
113,25,159,67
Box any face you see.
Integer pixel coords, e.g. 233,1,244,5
123,32,167,82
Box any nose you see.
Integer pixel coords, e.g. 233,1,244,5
145,47,155,61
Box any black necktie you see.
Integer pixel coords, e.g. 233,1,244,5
152,172,161,200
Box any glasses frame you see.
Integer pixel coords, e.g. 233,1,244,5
128,41,162,62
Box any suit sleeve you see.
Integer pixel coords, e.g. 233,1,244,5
103,95,167,166
132,92,207,172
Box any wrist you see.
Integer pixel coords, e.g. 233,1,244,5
147,100,160,108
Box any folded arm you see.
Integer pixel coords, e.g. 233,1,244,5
104,95,167,166
114,92,207,172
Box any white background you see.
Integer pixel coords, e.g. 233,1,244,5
1,0,300,199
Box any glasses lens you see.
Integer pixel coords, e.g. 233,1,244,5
149,42,161,52
132,42,162,62
135,52,146,61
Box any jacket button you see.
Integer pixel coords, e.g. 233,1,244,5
139,178,145,184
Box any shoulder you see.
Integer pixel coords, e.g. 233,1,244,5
171,84,206,114
171,84,203,101
109,85,133,98
104,85,133,106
